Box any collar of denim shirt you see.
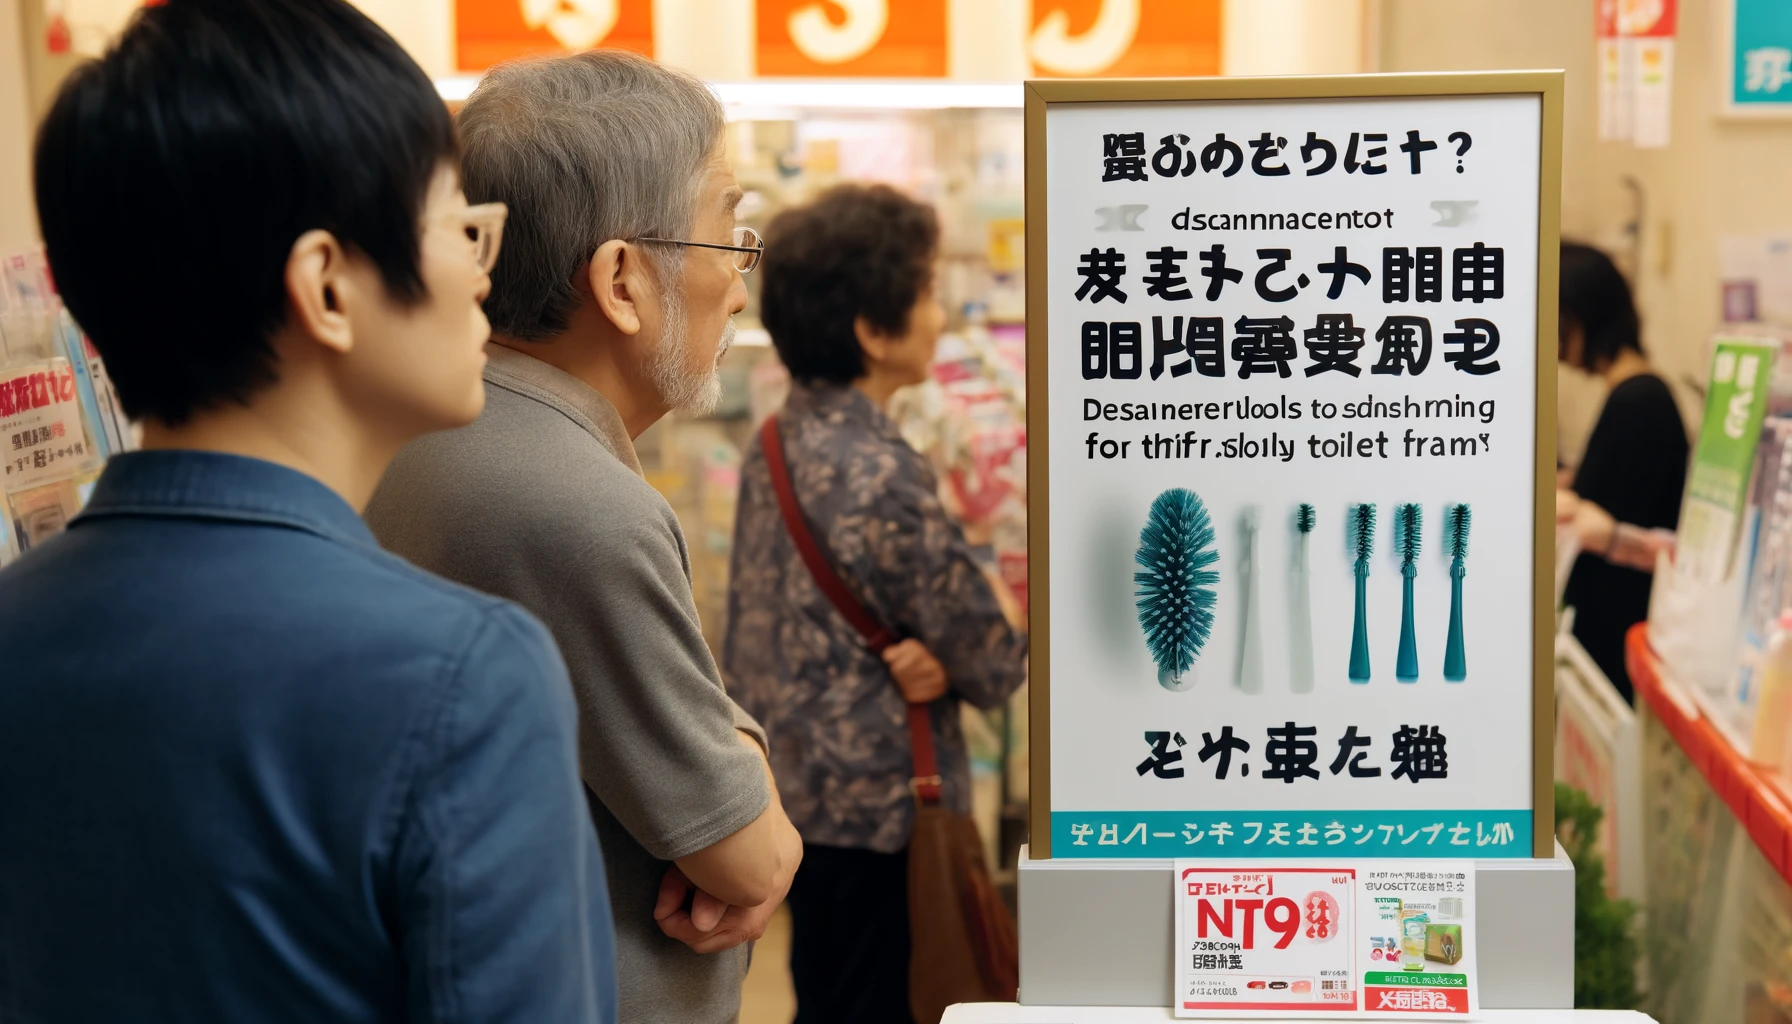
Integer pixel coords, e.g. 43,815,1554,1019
75,449,377,551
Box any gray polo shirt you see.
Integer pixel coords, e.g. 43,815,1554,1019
366,343,771,1024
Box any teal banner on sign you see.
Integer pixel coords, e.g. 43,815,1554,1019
1051,810,1532,859
1732,0,1792,109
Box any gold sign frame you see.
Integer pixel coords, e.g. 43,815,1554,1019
1023,71,1564,860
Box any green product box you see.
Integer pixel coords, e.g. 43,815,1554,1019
1679,337,1778,585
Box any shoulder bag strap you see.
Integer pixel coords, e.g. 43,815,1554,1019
760,415,942,804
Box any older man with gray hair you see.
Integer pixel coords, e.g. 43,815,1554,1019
366,50,801,1024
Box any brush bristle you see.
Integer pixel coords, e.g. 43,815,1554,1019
1396,503,1422,562
1296,503,1316,533
1351,503,1376,560
1447,503,1472,559
1135,488,1221,677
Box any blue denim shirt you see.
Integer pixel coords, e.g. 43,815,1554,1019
0,451,617,1023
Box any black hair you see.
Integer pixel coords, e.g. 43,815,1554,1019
759,184,940,386
1559,242,1641,371
34,0,458,426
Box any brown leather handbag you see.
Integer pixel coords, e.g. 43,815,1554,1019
761,416,1020,1023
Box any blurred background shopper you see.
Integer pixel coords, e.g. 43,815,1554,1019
1556,241,1688,703
367,50,801,1024
0,1,617,1021
723,184,1027,1024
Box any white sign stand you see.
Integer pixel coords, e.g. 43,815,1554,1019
1019,71,1576,1016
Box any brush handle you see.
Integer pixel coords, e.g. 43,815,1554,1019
1396,566,1419,682
1444,559,1467,681
1239,524,1263,694
1349,566,1370,683
1291,534,1314,694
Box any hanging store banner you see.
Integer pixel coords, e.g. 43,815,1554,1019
753,0,947,77
456,0,654,72
1727,0,1792,116
450,0,1217,78
1028,0,1221,79
1025,72,1562,861
1595,0,1630,141
1620,0,1676,147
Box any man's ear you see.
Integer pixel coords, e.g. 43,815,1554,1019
854,315,891,366
589,239,645,337
285,229,357,356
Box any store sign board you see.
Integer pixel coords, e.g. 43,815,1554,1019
1029,0,1221,79
455,0,654,73
754,0,947,78
1172,861,1478,1018
450,0,1214,79
1025,73,1562,860
1727,0,1792,115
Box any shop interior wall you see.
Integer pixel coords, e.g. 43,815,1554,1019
1379,0,1791,465
0,0,35,253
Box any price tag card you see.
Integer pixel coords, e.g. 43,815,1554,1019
1174,861,1478,1018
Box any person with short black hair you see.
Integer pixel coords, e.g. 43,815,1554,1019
0,1,616,1020
724,184,1027,1024
1557,241,1687,702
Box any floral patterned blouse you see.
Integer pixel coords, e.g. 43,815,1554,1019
722,382,1028,853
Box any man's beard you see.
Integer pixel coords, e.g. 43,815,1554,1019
646,270,730,417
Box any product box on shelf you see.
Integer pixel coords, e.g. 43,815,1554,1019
1651,335,1779,696
1731,417,1792,749
0,247,134,560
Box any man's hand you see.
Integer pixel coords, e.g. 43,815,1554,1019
884,639,947,703
654,863,787,955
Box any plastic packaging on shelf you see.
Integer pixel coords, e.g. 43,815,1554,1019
0,248,137,562
1735,419,1792,740
887,309,1029,624
1652,336,1779,697
1749,611,1792,767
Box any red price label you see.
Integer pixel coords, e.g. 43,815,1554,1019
1193,896,1302,950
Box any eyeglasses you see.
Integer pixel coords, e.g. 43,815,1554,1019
455,202,508,274
631,225,764,274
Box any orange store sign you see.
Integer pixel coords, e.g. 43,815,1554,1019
755,0,947,77
456,0,1219,78
1028,0,1220,77
456,0,653,72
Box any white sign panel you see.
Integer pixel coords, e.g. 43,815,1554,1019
1028,76,1558,860
1173,860,1478,1018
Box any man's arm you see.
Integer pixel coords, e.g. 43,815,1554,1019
395,605,617,1024
671,729,801,907
654,730,804,952
525,486,785,911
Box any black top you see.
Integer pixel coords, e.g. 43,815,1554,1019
1563,372,1688,702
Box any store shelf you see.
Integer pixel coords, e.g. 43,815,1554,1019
1626,623,1792,885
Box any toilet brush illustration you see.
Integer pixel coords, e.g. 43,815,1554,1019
1348,502,1376,683
1394,503,1422,683
1290,503,1316,694
1135,488,1220,692
1238,507,1264,694
1444,503,1472,682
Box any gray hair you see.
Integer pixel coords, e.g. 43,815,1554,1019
458,49,725,340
